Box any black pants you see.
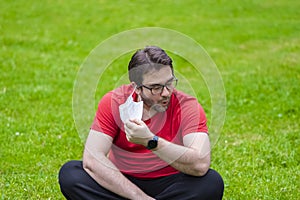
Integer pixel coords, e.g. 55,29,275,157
58,160,224,200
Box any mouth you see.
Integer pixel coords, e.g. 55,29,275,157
151,99,170,112
160,99,170,106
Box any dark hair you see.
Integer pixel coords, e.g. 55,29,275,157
128,46,173,86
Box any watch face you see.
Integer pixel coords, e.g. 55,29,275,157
148,140,157,148
147,140,158,149
147,136,158,149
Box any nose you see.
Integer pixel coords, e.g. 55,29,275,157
160,86,171,96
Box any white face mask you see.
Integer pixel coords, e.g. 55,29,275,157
119,86,143,123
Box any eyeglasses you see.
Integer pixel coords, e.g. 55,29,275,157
140,77,178,96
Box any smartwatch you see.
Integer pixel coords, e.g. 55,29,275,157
147,135,159,150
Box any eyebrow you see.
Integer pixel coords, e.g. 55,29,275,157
146,77,175,87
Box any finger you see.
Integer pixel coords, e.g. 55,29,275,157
124,127,131,140
124,124,131,134
126,134,130,141
125,120,138,129
129,118,143,125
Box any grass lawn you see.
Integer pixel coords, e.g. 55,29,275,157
1,0,299,199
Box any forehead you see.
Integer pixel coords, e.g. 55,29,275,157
142,66,173,85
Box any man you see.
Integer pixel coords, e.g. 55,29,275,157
59,46,224,199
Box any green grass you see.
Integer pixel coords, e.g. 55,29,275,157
1,0,299,199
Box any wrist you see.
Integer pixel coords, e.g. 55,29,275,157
146,135,159,150
142,132,155,146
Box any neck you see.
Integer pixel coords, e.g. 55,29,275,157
142,106,157,121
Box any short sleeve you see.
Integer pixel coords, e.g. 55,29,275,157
180,99,208,136
90,92,119,137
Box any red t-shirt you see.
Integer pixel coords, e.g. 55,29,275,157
91,84,208,178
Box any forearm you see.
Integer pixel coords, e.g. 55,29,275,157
124,120,210,176
83,149,153,200
152,136,210,176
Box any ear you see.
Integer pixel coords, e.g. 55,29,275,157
131,82,137,88
135,88,142,95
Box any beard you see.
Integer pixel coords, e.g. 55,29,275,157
140,94,170,113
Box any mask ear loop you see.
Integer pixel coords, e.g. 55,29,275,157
129,84,137,97
130,84,143,102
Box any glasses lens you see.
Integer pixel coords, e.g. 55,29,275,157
166,79,177,89
172,78,178,88
152,86,164,95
